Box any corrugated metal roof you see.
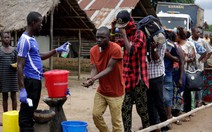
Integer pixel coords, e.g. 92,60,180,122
120,0,139,7
78,0,92,9
79,0,140,29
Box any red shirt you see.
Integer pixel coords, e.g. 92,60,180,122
115,19,149,92
90,42,125,97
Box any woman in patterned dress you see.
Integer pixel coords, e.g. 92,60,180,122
203,33,212,103
173,27,196,122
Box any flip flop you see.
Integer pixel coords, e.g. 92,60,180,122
182,117,190,122
175,120,182,125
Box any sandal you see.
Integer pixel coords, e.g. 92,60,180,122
182,116,190,122
175,120,182,125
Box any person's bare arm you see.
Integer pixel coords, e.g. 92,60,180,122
81,64,98,87
165,49,179,62
17,57,26,89
198,52,207,62
119,28,131,52
186,47,196,62
90,64,98,78
177,46,185,87
151,42,160,60
203,52,212,63
92,58,119,81
40,42,69,60
82,58,120,87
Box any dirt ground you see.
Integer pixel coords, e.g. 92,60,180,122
0,73,212,132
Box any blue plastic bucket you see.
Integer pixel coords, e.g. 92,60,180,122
61,121,88,132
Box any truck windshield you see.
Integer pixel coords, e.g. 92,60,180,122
158,17,188,30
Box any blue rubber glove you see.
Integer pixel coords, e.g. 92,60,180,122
20,88,28,103
55,42,69,53
65,88,71,95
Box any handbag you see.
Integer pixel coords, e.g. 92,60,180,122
185,44,203,91
185,69,203,91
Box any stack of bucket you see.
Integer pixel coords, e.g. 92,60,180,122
3,110,19,132
43,70,69,98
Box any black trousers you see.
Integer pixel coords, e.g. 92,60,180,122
183,89,192,112
19,78,42,132
122,81,149,132
147,76,167,131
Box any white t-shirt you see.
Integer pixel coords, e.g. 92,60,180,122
180,41,196,71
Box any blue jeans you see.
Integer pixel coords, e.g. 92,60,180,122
163,74,173,107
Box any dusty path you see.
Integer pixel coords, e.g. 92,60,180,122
0,74,212,132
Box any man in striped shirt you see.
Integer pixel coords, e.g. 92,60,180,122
17,11,68,132
147,40,168,131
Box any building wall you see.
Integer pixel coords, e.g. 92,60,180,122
34,35,95,68
35,36,50,67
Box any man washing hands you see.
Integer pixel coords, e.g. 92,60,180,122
81,26,125,132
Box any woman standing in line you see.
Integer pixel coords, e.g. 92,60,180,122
174,27,196,122
203,33,212,103
0,32,18,122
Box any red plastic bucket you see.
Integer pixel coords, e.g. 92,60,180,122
43,70,69,98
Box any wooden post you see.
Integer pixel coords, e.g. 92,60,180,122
57,37,60,58
49,7,54,70
78,30,82,80
14,31,17,46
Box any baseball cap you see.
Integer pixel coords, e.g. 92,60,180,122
115,10,131,28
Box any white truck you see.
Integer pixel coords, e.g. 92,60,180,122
157,11,192,30
156,2,204,31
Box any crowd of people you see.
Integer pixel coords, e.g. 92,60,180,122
0,10,211,132
82,10,212,132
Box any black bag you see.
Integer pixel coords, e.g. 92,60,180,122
137,15,166,61
185,69,203,91
137,15,166,45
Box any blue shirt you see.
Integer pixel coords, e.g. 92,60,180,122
17,33,43,80
193,41,206,55
164,41,178,75
189,39,206,55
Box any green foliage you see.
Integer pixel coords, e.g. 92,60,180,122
205,25,212,32
159,0,195,3
171,0,194,3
